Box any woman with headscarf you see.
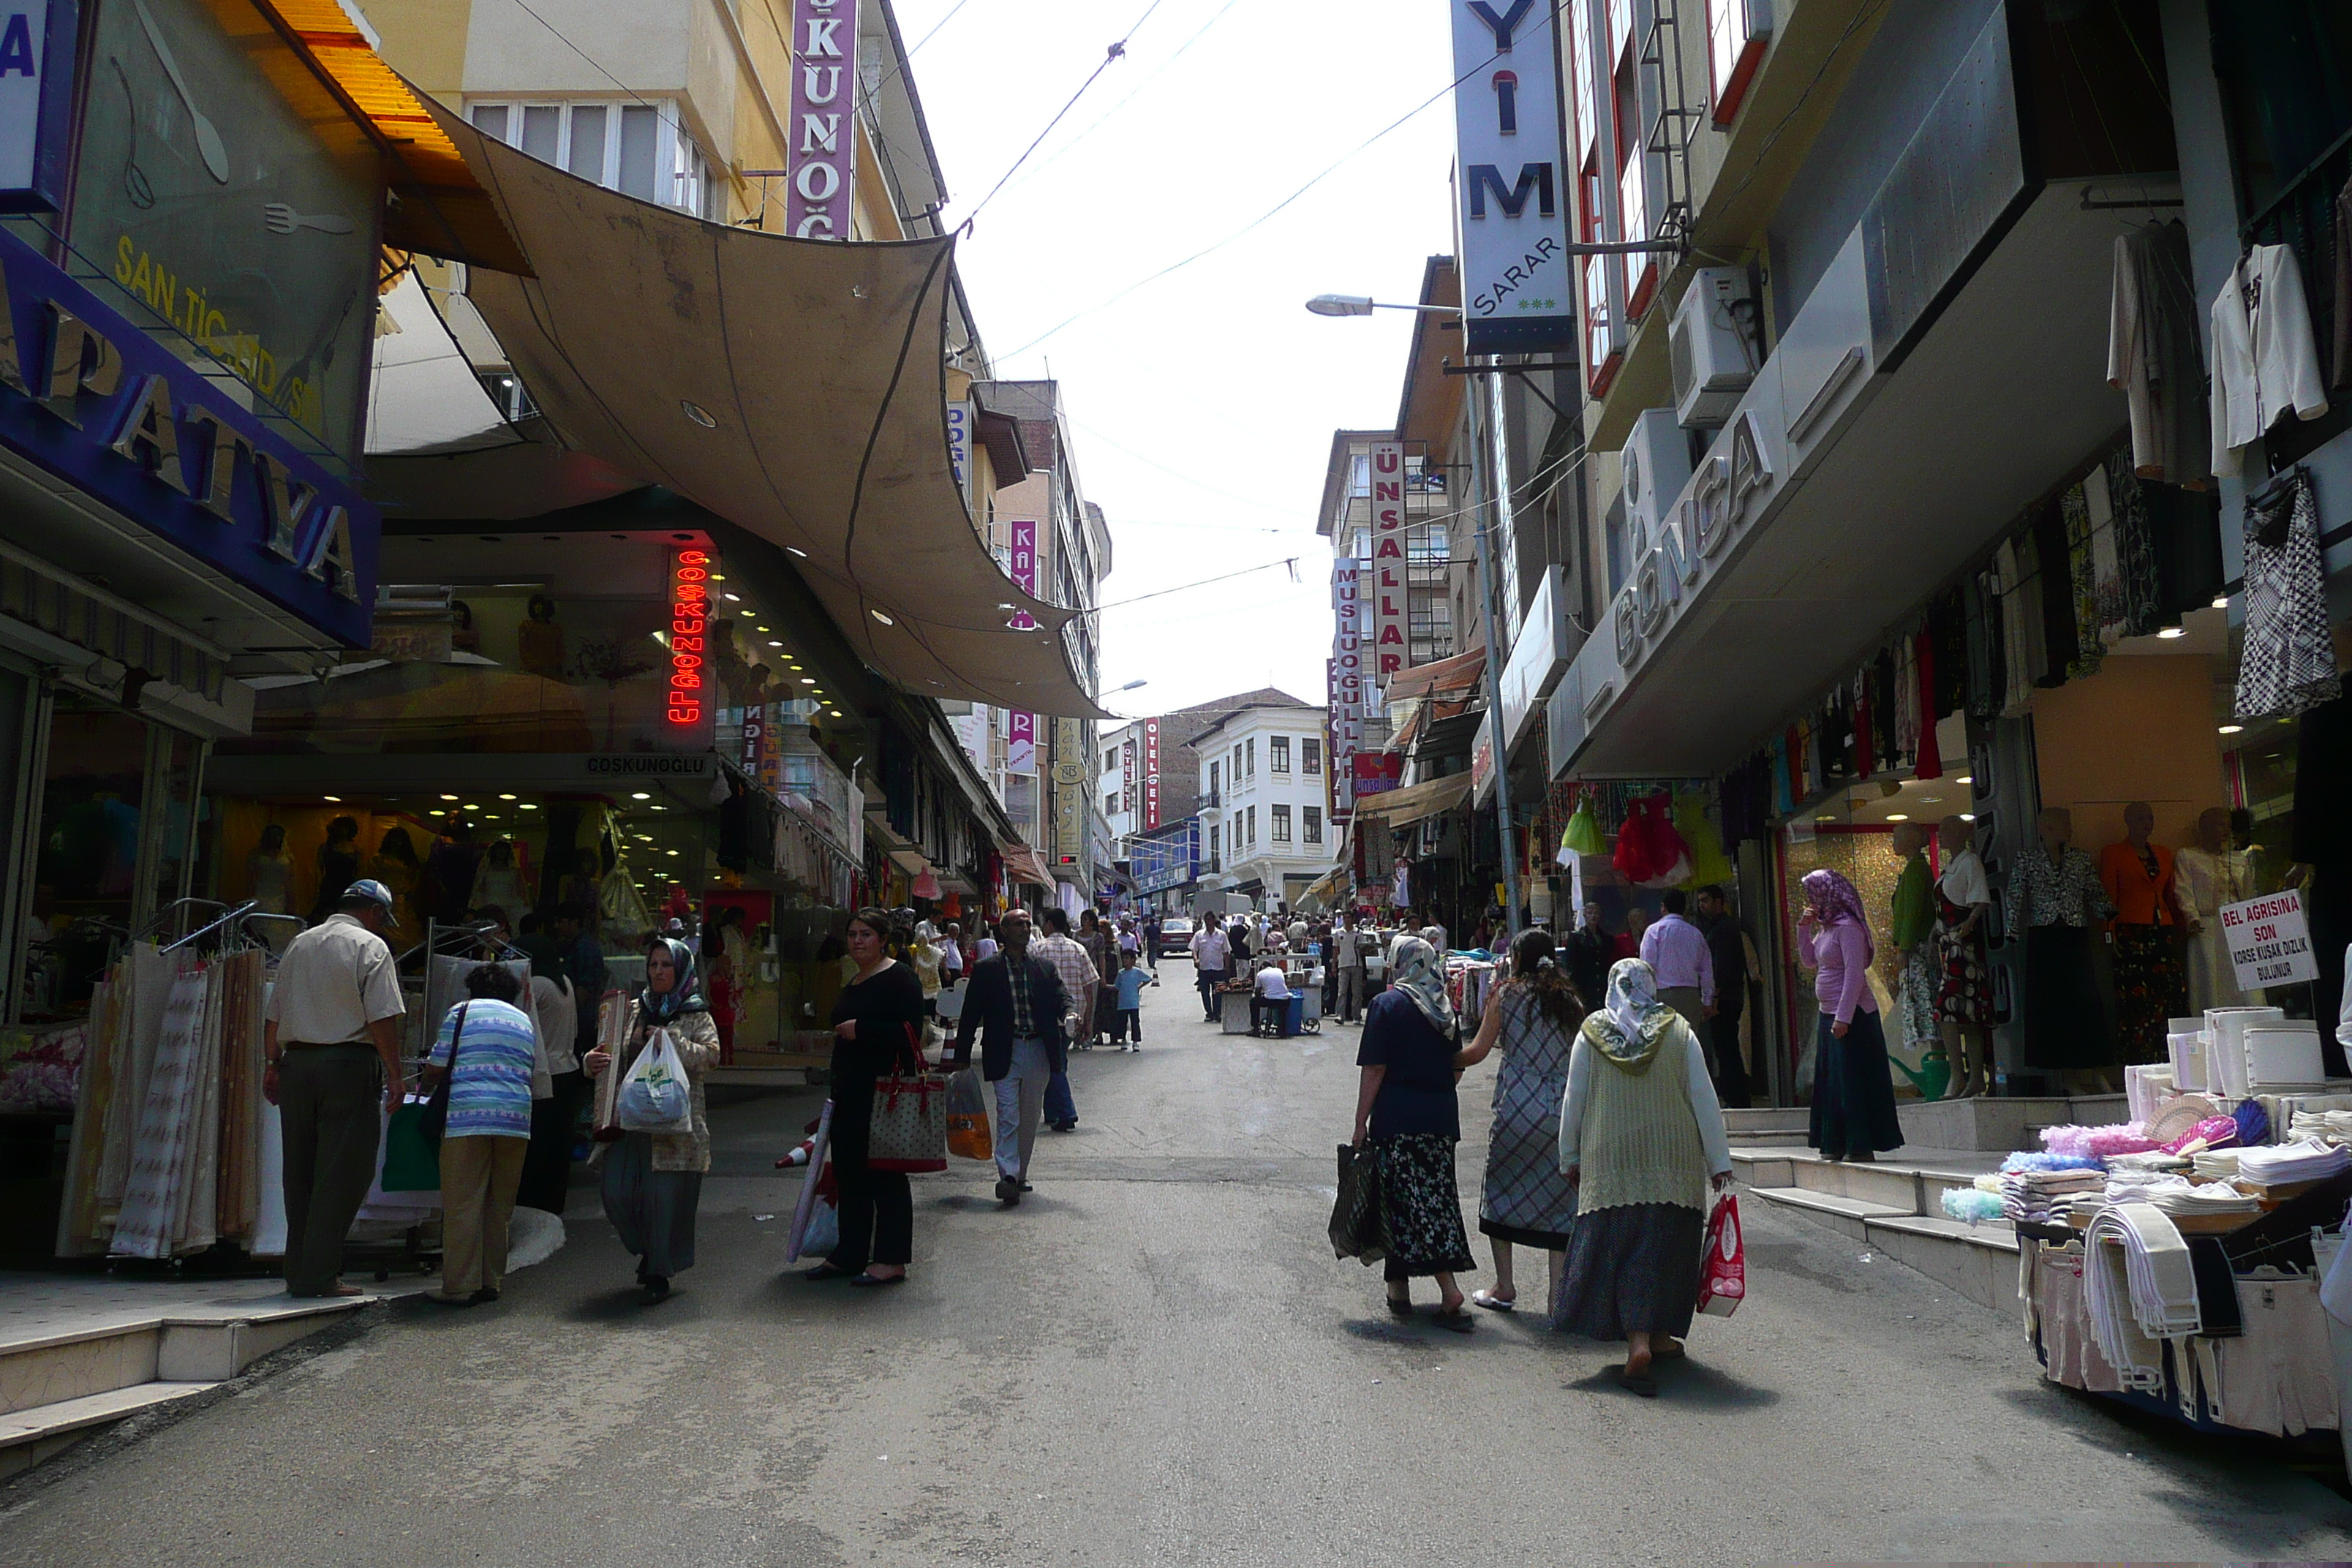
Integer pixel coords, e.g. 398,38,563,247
1798,867,1904,1163
1455,929,1586,1313
584,936,720,1303
1553,958,1733,1395
802,908,927,1288
1351,936,1477,1331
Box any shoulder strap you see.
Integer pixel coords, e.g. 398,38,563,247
448,1002,471,1069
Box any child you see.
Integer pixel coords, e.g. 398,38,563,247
1114,949,1156,1052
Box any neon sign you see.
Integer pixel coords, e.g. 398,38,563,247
669,549,710,725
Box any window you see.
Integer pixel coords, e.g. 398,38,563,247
1105,747,1118,772
1245,739,1256,778
1248,806,1257,846
1303,738,1322,775
470,99,718,217
1105,789,1119,817
1271,804,1292,843
783,755,818,792
1270,736,1291,774
1305,806,1322,845
1209,760,1221,799
1209,823,1221,865
1232,744,1242,780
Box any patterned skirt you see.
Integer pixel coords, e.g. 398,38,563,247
1550,1202,1703,1343
1935,892,1993,1028
2111,924,2187,1066
1897,940,1942,1049
1373,1132,1475,1278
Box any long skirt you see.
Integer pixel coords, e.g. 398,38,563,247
2109,924,2186,1066
2021,924,2114,1070
1480,1067,1576,1250
1373,1132,1474,1278
600,1132,702,1278
516,1068,587,1215
1808,1009,1904,1158
1550,1202,1703,1342
1934,892,1993,1028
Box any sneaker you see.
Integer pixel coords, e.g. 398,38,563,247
995,1177,1021,1206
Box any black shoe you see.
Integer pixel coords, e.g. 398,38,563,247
995,1177,1022,1206
641,1275,671,1303
469,1288,500,1305
1019,1182,1034,1192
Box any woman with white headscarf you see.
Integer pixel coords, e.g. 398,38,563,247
1554,957,1733,1395
1351,936,1477,1331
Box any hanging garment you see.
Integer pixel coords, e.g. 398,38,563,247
1671,794,1735,888
1964,574,2001,719
2211,242,2330,477
2103,452,2163,637
2235,467,2343,719
2176,845,2258,1013
2108,220,2211,483
2063,484,2104,681
1929,591,1968,718
1913,630,1942,779
1770,733,1793,816
2145,480,2226,623
2032,498,2080,685
2335,172,2352,388
1994,540,2037,717
1873,649,1899,773
1893,636,1919,769
2084,466,2127,651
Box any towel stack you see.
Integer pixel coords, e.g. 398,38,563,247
2002,1167,2106,1224
2083,1202,2201,1390
2236,1139,2352,1186
2106,1172,2261,1218
2189,1149,2242,1180
2287,1107,2352,1145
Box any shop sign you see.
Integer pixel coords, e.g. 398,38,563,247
668,550,712,730
1368,442,1407,684
0,225,377,647
1450,0,1575,355
587,753,715,778
1496,564,1567,750
0,1,72,213
1006,514,1040,773
739,698,766,775
1470,711,1495,806
1142,717,1160,829
1329,561,1363,811
945,399,976,507
1352,751,1402,797
1121,736,1136,816
1009,709,1036,775
1611,408,1774,673
786,0,860,238
2220,890,2321,990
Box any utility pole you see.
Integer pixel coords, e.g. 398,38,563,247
1465,366,1522,946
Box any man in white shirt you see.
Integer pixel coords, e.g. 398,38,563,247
265,881,408,1299
1250,957,1294,1036
1191,917,1230,1022
1640,889,1717,1067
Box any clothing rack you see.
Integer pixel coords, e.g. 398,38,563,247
134,897,230,946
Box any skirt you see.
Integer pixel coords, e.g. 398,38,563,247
1373,1132,1475,1278
1550,1202,1703,1342
1934,892,1993,1029
2109,924,2186,1066
1808,1009,1904,1158
1897,940,1942,1049
1480,1067,1576,1250
600,1132,703,1278
2021,924,2114,1070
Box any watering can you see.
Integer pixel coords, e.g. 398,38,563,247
1890,1048,1953,1102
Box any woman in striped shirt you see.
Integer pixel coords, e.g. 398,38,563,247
421,965,539,1305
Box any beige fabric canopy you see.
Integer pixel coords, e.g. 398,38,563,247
427,107,1105,719
1354,772,1473,828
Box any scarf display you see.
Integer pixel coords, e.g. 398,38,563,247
638,936,707,1025
1580,957,1676,1074
1387,937,1456,1037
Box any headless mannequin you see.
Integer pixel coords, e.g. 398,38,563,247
1936,815,1994,1099
2039,808,2116,1096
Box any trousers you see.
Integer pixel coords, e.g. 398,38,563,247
438,1135,527,1296
278,1045,383,1296
993,1036,1050,1182
828,1076,913,1270
1196,966,1226,1019
1339,966,1368,1022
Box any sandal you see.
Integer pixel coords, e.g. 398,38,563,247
1470,1289,1516,1313
1384,1296,1414,1318
1617,1368,1658,1398
1432,1308,1475,1334
800,1262,854,1281
849,1272,907,1289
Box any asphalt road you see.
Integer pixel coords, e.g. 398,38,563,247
7,957,2352,1566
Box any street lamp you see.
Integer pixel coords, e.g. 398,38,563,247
1305,294,1464,317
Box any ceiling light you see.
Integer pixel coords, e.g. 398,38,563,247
1886,813,1909,822
429,808,445,816
768,640,783,647
651,804,666,811
800,677,815,685
1815,814,1834,823
871,609,894,626
1959,813,1975,822
323,795,342,802
2157,626,2187,640
1954,775,1972,785
1919,796,1942,804
2212,595,2230,609
2218,724,2244,735
440,794,459,802
519,803,539,811
786,546,809,558
498,794,516,801
680,399,717,428
462,802,480,810
997,603,1014,611
632,791,652,800
829,709,843,717
666,849,679,857
724,592,742,603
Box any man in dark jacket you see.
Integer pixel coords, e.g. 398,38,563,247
950,909,1068,1207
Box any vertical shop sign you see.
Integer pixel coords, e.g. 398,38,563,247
668,550,712,735
0,0,73,212
788,0,861,238
1368,442,1407,684
945,400,976,509
739,697,766,776
1007,514,1040,772
1121,738,1136,815
1330,561,1363,815
1450,0,1576,355
1142,718,1160,829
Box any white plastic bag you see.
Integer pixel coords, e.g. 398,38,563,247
617,1028,694,1134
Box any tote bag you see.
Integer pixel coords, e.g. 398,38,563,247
868,1025,949,1174
1697,1193,1746,1317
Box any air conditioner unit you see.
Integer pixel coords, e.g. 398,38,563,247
1618,407,1694,557
1670,267,1757,429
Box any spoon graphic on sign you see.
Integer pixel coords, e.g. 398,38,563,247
132,0,229,184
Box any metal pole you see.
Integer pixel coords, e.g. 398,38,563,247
1465,364,1522,946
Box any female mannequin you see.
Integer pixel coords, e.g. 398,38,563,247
2097,802,2188,1064
1934,815,1995,1098
249,824,293,915
2006,807,2118,1094
2176,806,2257,1011
1889,823,1940,1060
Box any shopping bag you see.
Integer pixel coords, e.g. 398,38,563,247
868,1025,949,1174
1697,1192,1746,1317
785,1101,834,1262
801,1193,840,1256
380,1100,442,1192
946,1066,992,1161
617,1028,694,1134
1329,1143,1386,1264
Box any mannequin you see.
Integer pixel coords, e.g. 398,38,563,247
1889,823,1942,1061
248,824,293,915
369,827,424,949
307,815,362,924
2097,802,2188,1066
2005,807,2118,1094
1934,815,1995,1099
475,838,528,916
2176,807,2258,1012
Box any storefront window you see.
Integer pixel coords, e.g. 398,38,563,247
67,0,384,470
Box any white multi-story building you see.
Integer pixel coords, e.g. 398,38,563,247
1186,701,1339,912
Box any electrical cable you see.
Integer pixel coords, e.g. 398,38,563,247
997,0,1254,197
960,0,1174,229
1090,556,1303,613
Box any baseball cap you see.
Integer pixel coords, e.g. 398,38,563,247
344,878,396,910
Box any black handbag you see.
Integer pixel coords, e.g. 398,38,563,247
1329,1142,1386,1264
419,1003,469,1150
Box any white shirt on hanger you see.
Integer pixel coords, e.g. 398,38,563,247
2209,243,2329,476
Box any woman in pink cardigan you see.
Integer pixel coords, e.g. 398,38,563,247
1796,869,1904,1164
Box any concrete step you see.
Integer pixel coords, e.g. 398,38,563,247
1895,1092,2133,1153
1723,1107,1808,1134
0,1380,219,1481
1792,1157,1923,1213
1727,1128,1811,1147
1744,1186,1912,1239
1860,1214,2020,1314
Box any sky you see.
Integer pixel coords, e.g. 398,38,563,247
890,0,1460,720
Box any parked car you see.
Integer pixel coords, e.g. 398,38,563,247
1158,916,1194,952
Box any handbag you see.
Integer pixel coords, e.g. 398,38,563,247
1329,1143,1385,1264
419,1003,470,1150
1697,1193,1746,1317
867,1023,949,1174
945,1065,992,1161
381,1102,442,1192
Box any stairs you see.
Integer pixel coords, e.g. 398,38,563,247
1732,1145,2021,1313
0,1275,418,1480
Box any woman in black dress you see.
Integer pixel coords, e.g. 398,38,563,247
1352,936,1477,1332
804,908,927,1288
307,815,361,924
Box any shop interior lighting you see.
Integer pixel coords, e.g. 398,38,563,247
1919,796,1942,804
785,546,809,558
2157,626,2187,640
323,795,342,802
725,593,742,603
2218,724,2244,735
632,792,652,800
870,609,894,625
829,709,843,717
429,809,445,816
1960,813,1975,822
768,641,783,648
2212,595,2230,609
441,794,460,802
1954,775,1972,785
1815,814,1834,822
800,677,815,685
462,802,480,810
519,803,539,811
1885,813,1909,822
498,794,517,801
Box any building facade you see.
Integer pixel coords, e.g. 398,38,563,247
1187,701,1341,912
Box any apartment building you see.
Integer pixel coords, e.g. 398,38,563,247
1188,701,1341,911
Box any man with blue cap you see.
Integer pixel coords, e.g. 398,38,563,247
265,878,409,1297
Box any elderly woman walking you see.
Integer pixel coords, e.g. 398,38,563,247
1455,928,1585,1313
1554,959,1733,1395
584,937,719,1303
1352,936,1477,1331
1798,867,1904,1163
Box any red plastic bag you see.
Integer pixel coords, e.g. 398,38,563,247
1697,1193,1745,1317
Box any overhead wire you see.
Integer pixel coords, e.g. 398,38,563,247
996,0,1254,197
959,0,1175,229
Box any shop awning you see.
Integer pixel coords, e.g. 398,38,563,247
1384,647,1486,703
391,104,1106,720
1000,843,1058,890
365,274,515,456
1297,865,1346,911
1355,772,1473,828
